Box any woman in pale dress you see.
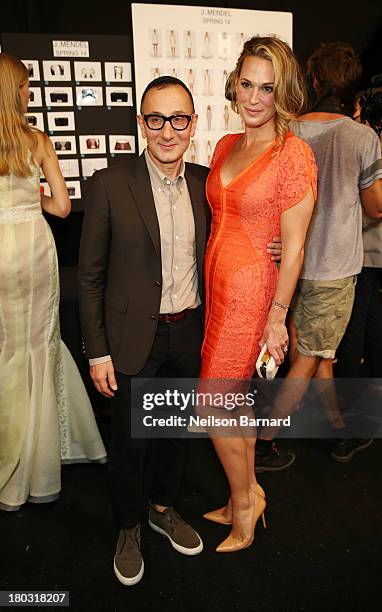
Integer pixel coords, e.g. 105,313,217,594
186,30,193,58
169,30,177,58
202,31,213,59
206,104,213,130
151,29,159,57
203,69,212,97
187,68,195,94
0,53,106,512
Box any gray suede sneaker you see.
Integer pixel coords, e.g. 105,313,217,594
149,506,203,555
113,525,144,586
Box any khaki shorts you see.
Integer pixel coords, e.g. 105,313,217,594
291,276,357,359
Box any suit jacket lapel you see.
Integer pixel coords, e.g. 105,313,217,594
128,154,161,258
127,157,207,288
185,164,207,296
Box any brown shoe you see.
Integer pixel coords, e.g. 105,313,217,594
113,525,144,586
149,506,203,555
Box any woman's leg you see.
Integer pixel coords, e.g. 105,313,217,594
245,438,265,496
209,435,265,551
211,436,250,499
203,435,264,525
211,436,251,530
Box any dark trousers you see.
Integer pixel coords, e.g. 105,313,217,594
335,267,382,377
109,307,203,529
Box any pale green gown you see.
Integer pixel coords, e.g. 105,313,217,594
0,158,106,511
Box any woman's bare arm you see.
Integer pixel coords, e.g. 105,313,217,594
260,187,315,364
33,131,71,218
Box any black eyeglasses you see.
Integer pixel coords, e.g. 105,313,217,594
143,114,193,131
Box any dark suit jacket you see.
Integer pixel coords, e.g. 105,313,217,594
78,154,210,375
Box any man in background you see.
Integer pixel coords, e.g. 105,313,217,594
261,42,382,455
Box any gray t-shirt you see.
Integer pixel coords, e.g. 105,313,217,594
290,117,382,280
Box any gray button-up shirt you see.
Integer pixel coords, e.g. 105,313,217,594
145,149,200,314
89,150,200,365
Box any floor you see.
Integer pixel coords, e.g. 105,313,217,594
1,429,380,612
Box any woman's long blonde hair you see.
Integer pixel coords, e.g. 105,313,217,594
0,53,37,177
225,36,306,145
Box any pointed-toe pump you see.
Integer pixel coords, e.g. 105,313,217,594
203,483,265,526
215,492,266,553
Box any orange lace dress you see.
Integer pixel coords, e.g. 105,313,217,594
200,132,317,380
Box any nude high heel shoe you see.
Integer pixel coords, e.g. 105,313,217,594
203,483,265,525
215,492,266,553
203,503,232,525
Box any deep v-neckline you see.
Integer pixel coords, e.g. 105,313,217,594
219,133,276,190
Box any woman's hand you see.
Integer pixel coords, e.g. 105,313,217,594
259,319,289,365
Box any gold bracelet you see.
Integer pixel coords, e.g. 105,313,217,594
271,299,289,311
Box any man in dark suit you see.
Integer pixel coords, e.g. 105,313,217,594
79,77,207,586
79,76,281,586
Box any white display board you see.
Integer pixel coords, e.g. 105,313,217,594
132,3,292,165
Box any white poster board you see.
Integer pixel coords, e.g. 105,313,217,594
132,3,292,165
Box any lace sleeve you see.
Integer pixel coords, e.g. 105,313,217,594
278,136,318,212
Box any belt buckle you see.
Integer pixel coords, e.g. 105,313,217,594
163,313,172,323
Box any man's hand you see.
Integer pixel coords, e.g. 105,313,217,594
267,235,282,262
90,361,118,398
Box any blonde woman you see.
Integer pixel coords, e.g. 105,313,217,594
0,53,106,512
200,37,317,552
